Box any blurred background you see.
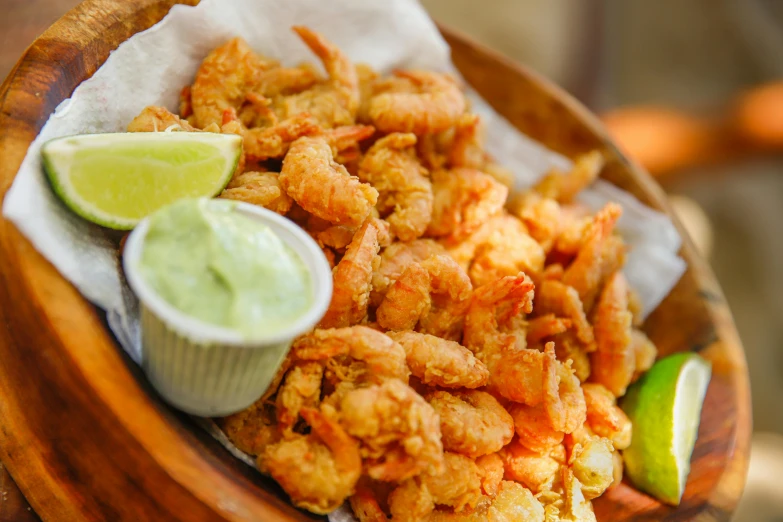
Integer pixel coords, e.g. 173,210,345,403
2,0,782,520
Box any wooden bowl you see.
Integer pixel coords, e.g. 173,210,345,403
0,1,750,520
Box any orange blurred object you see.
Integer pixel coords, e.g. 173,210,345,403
734,82,783,148
600,82,783,178
601,107,723,176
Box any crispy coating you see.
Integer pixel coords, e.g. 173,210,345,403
337,380,444,482
280,136,378,227
427,168,508,239
369,71,466,135
389,331,489,389
263,408,361,514
319,219,389,328
359,133,433,241
219,171,293,214
426,390,514,458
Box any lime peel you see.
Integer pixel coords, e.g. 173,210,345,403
621,352,711,505
41,132,242,230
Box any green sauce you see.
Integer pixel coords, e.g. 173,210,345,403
138,198,313,338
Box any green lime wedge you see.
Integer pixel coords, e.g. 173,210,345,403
621,352,712,505
41,132,242,230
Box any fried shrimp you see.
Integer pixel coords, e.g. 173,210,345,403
508,403,564,454
448,113,485,169
269,26,359,128
525,314,573,346
561,467,597,521
426,390,514,458
127,106,197,132
264,408,361,514
239,112,321,161
377,255,473,340
388,331,488,389
359,133,434,241
476,453,505,498
219,171,293,214
499,439,562,494
561,203,622,312
369,70,466,134
509,194,562,253
191,37,276,129
533,151,604,204
463,274,535,361
487,481,546,522
218,398,280,457
371,239,446,306
337,380,444,481
534,280,595,348
319,219,389,328
276,362,324,436
631,328,657,381
468,214,545,288
543,343,587,435
427,168,509,239
582,383,632,450
292,326,410,384
388,452,483,520
280,136,379,226
590,272,635,397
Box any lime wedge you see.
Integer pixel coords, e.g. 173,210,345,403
41,132,242,230
621,352,711,505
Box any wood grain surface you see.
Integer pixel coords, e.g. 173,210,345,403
0,1,750,521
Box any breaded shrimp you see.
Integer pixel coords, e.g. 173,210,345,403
239,112,321,160
337,380,444,482
582,383,632,450
426,390,514,458
217,398,281,457
359,133,434,241
463,274,535,363
543,343,587,435
219,171,293,214
499,438,562,494
275,362,324,436
263,408,361,514
279,136,379,226
535,280,595,348
191,37,276,128
388,331,489,389
369,70,466,135
561,203,622,312
590,272,635,397
292,326,409,385
370,239,446,306
319,219,389,328
447,113,485,169
533,151,604,204
388,452,483,520
476,453,505,498
127,106,197,132
507,403,565,454
273,26,360,128
427,168,509,239
468,214,545,287
377,254,473,340
525,314,573,346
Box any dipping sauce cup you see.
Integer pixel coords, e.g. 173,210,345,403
123,198,332,417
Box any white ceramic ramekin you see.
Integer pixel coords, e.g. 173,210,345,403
123,198,332,417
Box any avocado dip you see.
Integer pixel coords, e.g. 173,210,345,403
137,198,313,338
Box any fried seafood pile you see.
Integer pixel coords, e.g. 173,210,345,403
128,26,658,522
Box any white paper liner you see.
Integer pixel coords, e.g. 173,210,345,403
2,0,686,519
